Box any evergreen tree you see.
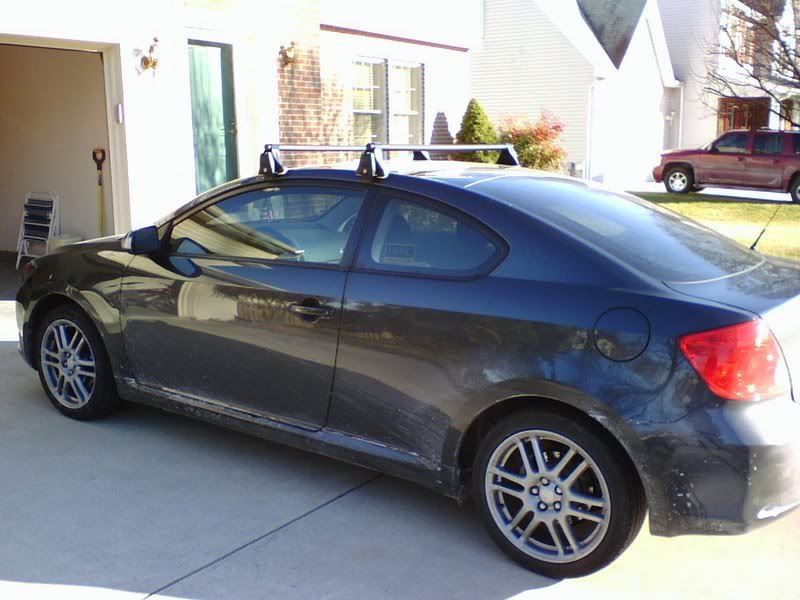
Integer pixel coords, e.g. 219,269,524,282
455,98,498,163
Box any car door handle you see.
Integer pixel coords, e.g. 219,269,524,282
289,303,334,319
737,156,746,162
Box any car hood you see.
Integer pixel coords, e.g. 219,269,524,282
661,147,703,158
51,234,126,255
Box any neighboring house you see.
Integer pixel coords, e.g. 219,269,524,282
472,0,681,186
0,0,479,253
659,0,800,148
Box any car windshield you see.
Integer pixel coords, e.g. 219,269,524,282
476,177,763,283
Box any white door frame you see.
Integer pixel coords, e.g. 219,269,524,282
0,35,132,235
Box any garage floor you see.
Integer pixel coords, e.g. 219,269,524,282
0,301,798,599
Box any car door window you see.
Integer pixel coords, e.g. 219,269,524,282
714,132,749,154
360,194,503,276
169,186,367,264
754,133,785,154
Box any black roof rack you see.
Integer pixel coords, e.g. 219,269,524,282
259,143,520,182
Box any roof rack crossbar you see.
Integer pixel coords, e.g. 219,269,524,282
258,143,520,180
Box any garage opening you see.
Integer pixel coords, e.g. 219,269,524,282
0,43,113,291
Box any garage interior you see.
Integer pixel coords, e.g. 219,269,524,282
0,43,113,296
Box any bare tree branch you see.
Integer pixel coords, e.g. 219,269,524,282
702,0,800,129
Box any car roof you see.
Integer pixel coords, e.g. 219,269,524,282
155,160,597,230
723,128,793,134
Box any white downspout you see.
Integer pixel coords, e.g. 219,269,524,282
677,81,685,149
586,78,599,180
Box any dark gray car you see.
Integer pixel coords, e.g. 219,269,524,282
15,147,800,578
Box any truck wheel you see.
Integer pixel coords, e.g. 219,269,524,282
664,167,693,194
790,178,800,203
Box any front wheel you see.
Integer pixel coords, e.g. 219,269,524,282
789,177,800,203
36,305,121,420
664,166,693,194
472,410,645,578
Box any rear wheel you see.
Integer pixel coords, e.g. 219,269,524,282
473,409,645,578
36,305,120,420
664,166,693,194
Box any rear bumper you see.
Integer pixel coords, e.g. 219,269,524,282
645,397,800,537
652,165,665,183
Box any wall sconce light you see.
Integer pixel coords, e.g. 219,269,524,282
279,42,297,67
140,37,160,71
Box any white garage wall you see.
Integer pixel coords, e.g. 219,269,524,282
0,44,112,252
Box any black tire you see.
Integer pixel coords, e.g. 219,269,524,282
663,166,694,194
472,409,646,578
790,177,800,203
35,304,121,420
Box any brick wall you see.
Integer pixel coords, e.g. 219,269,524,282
277,3,470,168
277,0,322,166
277,0,350,167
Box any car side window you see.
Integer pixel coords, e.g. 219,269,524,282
791,134,800,154
754,133,785,155
169,186,366,264
360,194,502,276
715,132,749,154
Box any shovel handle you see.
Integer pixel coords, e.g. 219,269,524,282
92,148,107,170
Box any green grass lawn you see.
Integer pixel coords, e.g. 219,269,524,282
632,192,800,262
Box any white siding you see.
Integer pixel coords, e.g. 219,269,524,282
471,0,594,164
658,0,721,147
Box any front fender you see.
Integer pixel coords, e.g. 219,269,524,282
18,245,133,383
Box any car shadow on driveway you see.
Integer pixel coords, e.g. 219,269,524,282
0,341,556,599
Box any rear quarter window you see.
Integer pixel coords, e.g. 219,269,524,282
477,177,762,283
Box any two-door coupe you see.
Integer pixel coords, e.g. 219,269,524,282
16,145,800,577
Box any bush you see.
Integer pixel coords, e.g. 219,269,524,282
455,98,498,163
498,112,566,172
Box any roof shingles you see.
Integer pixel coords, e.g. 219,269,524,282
576,0,647,68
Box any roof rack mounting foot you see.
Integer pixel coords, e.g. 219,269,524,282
260,144,288,178
358,143,388,182
497,145,520,166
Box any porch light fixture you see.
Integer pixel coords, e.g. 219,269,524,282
140,37,160,71
279,42,297,67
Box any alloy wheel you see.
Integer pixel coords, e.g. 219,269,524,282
484,429,611,564
40,319,97,409
668,171,688,192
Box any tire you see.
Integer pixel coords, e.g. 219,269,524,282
472,409,646,578
35,304,121,420
664,166,694,194
790,177,800,203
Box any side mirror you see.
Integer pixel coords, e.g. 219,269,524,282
121,225,160,255
709,145,720,154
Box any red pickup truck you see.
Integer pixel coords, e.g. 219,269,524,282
653,129,800,202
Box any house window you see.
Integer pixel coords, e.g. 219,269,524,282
352,58,387,144
717,97,770,133
352,58,424,145
390,63,423,144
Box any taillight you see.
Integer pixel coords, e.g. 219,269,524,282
679,319,790,401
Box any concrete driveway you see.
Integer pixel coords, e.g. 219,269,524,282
0,304,798,599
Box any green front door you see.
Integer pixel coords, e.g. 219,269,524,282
188,40,238,194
